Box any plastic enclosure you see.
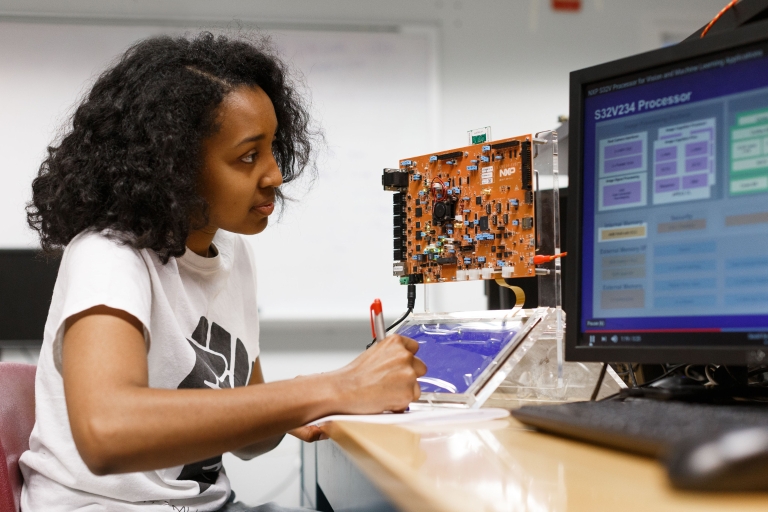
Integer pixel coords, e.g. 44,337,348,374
401,131,625,409
402,308,545,409
533,130,565,387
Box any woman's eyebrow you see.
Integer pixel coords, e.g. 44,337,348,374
236,134,266,146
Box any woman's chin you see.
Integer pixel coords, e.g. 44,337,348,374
246,217,269,235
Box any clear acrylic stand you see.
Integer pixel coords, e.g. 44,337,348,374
399,131,624,410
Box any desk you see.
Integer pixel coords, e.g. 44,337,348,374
301,417,768,512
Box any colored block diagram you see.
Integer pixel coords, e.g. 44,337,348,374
598,132,648,211
652,119,715,205
730,107,768,195
651,240,719,313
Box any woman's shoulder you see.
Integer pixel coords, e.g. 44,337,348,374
67,229,140,253
63,230,148,270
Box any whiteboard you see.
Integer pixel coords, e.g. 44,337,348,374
251,29,439,319
0,22,454,320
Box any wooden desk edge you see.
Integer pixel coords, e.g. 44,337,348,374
320,418,768,512
321,421,472,512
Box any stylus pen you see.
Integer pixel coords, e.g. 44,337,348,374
370,299,386,343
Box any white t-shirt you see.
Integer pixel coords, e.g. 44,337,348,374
20,230,260,512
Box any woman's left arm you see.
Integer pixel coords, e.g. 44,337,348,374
230,358,324,460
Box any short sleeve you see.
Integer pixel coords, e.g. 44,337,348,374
50,231,152,372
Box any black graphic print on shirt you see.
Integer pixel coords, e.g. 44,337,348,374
176,316,254,493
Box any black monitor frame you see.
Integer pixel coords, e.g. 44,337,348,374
565,19,768,365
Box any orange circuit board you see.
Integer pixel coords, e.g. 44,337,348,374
383,135,537,285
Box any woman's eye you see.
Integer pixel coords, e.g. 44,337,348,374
241,153,256,163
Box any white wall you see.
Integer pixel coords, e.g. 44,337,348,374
0,2,729,507
0,0,725,320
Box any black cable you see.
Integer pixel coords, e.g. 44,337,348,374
748,366,768,377
366,284,416,349
627,364,638,388
641,364,687,387
405,284,417,311
366,308,413,349
598,363,688,401
590,362,608,401
386,308,413,332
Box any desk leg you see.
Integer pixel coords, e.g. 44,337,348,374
315,440,398,512
300,441,317,509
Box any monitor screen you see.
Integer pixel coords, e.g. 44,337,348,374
569,27,768,364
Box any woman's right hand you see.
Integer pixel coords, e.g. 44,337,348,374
333,334,427,414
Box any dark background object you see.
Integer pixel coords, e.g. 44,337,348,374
0,250,60,347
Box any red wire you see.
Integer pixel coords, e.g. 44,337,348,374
533,252,567,265
700,0,739,38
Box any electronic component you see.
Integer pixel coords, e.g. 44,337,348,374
490,140,520,150
382,169,409,190
432,200,455,225
437,151,463,161
383,134,536,283
520,141,532,190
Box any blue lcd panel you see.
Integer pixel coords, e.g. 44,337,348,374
398,322,519,394
580,45,768,338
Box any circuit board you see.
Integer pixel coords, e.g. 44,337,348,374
383,135,536,285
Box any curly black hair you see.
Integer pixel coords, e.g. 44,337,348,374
27,32,316,263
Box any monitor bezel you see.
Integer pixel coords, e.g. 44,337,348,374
566,20,768,365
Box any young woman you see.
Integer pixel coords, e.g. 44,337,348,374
20,32,425,512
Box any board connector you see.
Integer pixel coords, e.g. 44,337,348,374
382,168,409,190
490,140,520,150
520,141,532,190
406,273,424,284
393,192,406,261
436,151,464,161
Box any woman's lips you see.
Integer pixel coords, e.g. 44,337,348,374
251,202,275,216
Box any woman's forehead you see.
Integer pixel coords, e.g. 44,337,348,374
215,86,277,141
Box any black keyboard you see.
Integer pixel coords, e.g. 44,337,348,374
511,399,768,457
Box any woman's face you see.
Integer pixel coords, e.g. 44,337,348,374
199,85,282,236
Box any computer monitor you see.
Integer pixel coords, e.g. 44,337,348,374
566,19,768,365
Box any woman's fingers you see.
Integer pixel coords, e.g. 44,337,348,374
398,335,420,355
412,356,427,377
339,333,428,414
289,425,326,443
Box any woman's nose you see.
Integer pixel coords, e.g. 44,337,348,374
261,156,283,188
